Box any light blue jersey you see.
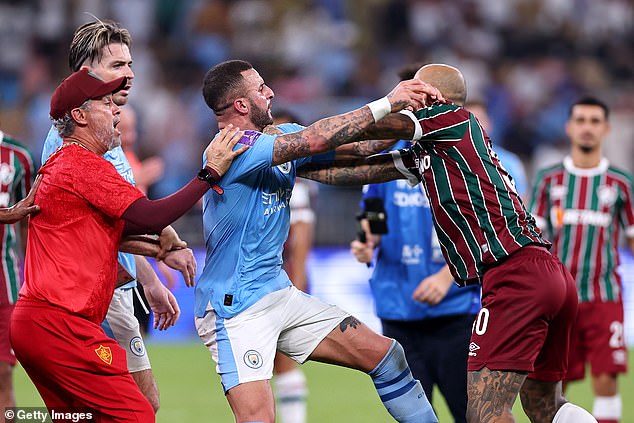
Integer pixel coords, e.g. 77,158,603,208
363,140,480,321
495,146,527,198
42,126,137,288
195,123,332,319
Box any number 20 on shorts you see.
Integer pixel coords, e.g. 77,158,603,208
473,307,490,336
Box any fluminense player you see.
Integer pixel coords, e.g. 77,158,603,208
530,96,633,423
0,128,34,412
365,64,597,423
195,59,444,423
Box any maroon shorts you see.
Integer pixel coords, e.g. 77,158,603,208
467,246,578,381
10,300,154,422
0,304,16,365
566,301,627,381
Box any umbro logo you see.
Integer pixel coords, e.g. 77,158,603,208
468,342,480,357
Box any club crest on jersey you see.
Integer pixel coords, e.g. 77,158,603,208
549,185,567,201
243,350,263,369
0,163,15,186
597,185,617,206
276,162,291,174
129,336,146,357
95,345,112,365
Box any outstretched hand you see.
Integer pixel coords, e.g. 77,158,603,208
387,79,445,113
0,174,42,224
204,124,250,177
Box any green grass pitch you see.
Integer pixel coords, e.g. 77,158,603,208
14,343,634,422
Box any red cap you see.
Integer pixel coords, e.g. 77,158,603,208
50,68,127,119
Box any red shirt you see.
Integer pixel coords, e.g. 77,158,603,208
20,143,144,323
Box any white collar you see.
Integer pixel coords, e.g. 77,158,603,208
563,155,608,177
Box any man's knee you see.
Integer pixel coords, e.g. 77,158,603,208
131,369,159,413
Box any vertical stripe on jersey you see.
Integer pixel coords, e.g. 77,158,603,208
423,156,477,279
568,175,588,284
3,152,20,303
582,174,601,302
468,118,538,250
446,145,509,258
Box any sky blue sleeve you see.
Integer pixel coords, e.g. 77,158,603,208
41,125,62,164
496,147,527,197
219,131,278,182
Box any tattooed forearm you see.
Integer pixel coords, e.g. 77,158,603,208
467,369,526,423
335,139,398,159
353,113,416,141
272,107,375,165
298,162,403,186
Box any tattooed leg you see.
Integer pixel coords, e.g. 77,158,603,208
467,368,526,423
519,378,566,423
309,318,437,422
308,315,392,371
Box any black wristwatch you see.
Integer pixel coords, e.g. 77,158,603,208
198,167,224,195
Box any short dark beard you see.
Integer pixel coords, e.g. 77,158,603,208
249,99,273,131
579,145,595,154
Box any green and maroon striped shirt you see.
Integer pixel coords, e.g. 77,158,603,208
529,157,634,302
0,132,34,305
414,103,547,285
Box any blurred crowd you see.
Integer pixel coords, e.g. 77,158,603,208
0,0,633,244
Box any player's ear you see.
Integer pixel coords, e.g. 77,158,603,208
234,98,249,114
70,105,89,126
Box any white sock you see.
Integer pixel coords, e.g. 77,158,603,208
275,369,307,423
593,395,621,421
552,403,598,422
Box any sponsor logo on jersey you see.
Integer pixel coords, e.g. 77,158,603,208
0,163,15,186
129,336,146,357
0,192,10,207
244,350,263,369
417,154,431,173
95,345,112,365
556,209,611,227
549,185,567,201
468,342,480,357
401,244,423,265
597,185,617,206
262,187,293,216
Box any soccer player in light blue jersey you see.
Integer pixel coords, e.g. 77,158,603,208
195,59,444,423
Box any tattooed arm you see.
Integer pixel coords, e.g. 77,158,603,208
355,113,418,142
271,80,442,165
297,158,404,186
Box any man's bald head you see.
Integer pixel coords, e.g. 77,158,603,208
414,64,467,106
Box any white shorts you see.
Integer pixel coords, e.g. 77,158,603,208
195,286,349,392
103,288,151,373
